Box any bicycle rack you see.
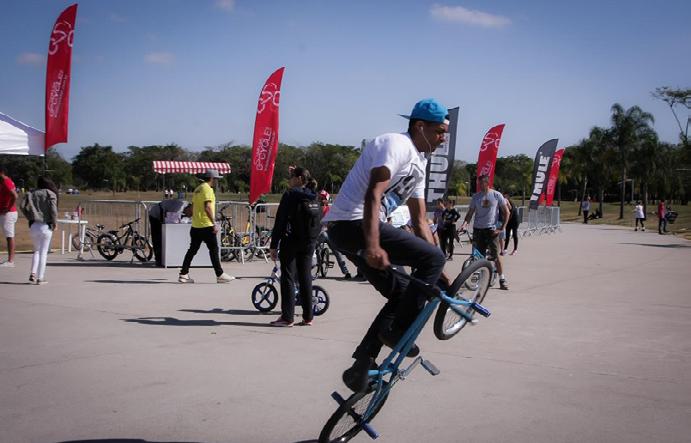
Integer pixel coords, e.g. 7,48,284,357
331,391,380,439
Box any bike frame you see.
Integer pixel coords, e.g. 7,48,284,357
359,289,482,429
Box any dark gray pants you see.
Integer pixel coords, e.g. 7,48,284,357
279,245,314,323
328,220,445,360
181,226,223,277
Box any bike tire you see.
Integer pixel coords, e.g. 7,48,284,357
96,233,119,261
318,388,389,443
72,231,95,252
132,235,153,262
433,259,493,341
251,282,278,312
312,285,330,316
318,248,330,278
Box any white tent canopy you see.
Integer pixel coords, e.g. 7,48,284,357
0,112,45,156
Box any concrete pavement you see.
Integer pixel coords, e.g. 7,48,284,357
1,223,690,443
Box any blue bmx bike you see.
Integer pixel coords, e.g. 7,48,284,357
318,259,494,442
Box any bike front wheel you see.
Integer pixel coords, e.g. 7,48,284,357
132,235,153,262
318,247,330,278
251,282,278,312
319,388,389,443
312,285,330,316
433,259,493,340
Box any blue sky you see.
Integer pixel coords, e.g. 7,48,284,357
1,0,689,162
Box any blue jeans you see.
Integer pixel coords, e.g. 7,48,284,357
328,220,445,360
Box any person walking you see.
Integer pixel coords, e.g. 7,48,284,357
19,177,58,284
178,169,234,283
269,167,321,327
148,198,190,267
633,201,645,231
0,167,18,267
324,98,451,392
581,196,591,224
317,190,352,279
439,199,460,260
461,174,510,290
503,193,519,255
657,199,667,234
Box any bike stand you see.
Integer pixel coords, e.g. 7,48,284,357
331,391,380,439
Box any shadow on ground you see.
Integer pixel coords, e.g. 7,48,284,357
179,308,276,316
122,317,276,327
48,261,155,268
56,440,204,443
86,279,173,284
0,281,33,285
619,242,691,249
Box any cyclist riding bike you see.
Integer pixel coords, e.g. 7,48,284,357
324,98,451,393
460,174,510,290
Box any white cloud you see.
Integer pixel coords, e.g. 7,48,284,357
145,52,174,64
430,4,511,28
109,13,127,23
215,0,235,12
17,52,44,65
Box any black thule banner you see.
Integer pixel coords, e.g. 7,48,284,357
528,138,558,210
425,107,459,211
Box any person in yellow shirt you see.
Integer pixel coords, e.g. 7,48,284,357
178,169,234,283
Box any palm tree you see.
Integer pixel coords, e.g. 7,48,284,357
609,104,655,219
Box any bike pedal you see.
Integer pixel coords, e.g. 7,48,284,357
362,422,380,439
421,359,440,376
331,391,346,406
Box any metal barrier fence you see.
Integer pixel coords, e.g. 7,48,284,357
215,201,279,263
454,204,560,237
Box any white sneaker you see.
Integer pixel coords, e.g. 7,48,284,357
178,273,194,283
216,272,235,283
36,279,48,285
0,261,15,268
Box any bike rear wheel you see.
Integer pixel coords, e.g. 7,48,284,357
433,259,493,340
72,231,96,252
312,285,330,316
318,247,330,278
96,233,119,261
319,388,389,443
251,282,278,312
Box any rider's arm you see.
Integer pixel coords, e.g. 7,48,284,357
204,201,216,231
461,207,475,230
408,198,435,244
498,198,509,232
363,166,391,269
270,192,291,250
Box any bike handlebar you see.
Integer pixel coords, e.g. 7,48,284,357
118,218,141,229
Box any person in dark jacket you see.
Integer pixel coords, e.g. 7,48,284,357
19,177,58,284
503,193,520,255
269,167,319,327
439,199,460,260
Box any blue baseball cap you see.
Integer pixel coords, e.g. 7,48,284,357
400,98,449,125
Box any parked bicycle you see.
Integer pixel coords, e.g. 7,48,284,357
96,218,153,262
318,259,493,442
251,262,330,316
71,223,105,252
218,205,252,262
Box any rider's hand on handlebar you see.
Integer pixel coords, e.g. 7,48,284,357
365,246,390,270
460,221,468,232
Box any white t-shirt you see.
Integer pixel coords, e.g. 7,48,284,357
634,205,645,219
324,133,427,222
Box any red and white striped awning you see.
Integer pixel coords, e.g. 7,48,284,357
152,161,231,175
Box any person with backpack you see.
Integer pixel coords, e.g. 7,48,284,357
19,177,58,284
503,193,519,255
269,167,321,327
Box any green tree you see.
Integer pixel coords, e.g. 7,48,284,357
72,144,126,191
609,104,655,219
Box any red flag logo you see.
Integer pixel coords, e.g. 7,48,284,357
544,148,564,206
249,67,285,204
476,124,505,189
45,4,78,150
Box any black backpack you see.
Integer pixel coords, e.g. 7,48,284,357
291,195,322,243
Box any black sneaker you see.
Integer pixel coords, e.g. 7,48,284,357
342,358,376,392
377,328,420,357
344,273,352,280
499,279,509,290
